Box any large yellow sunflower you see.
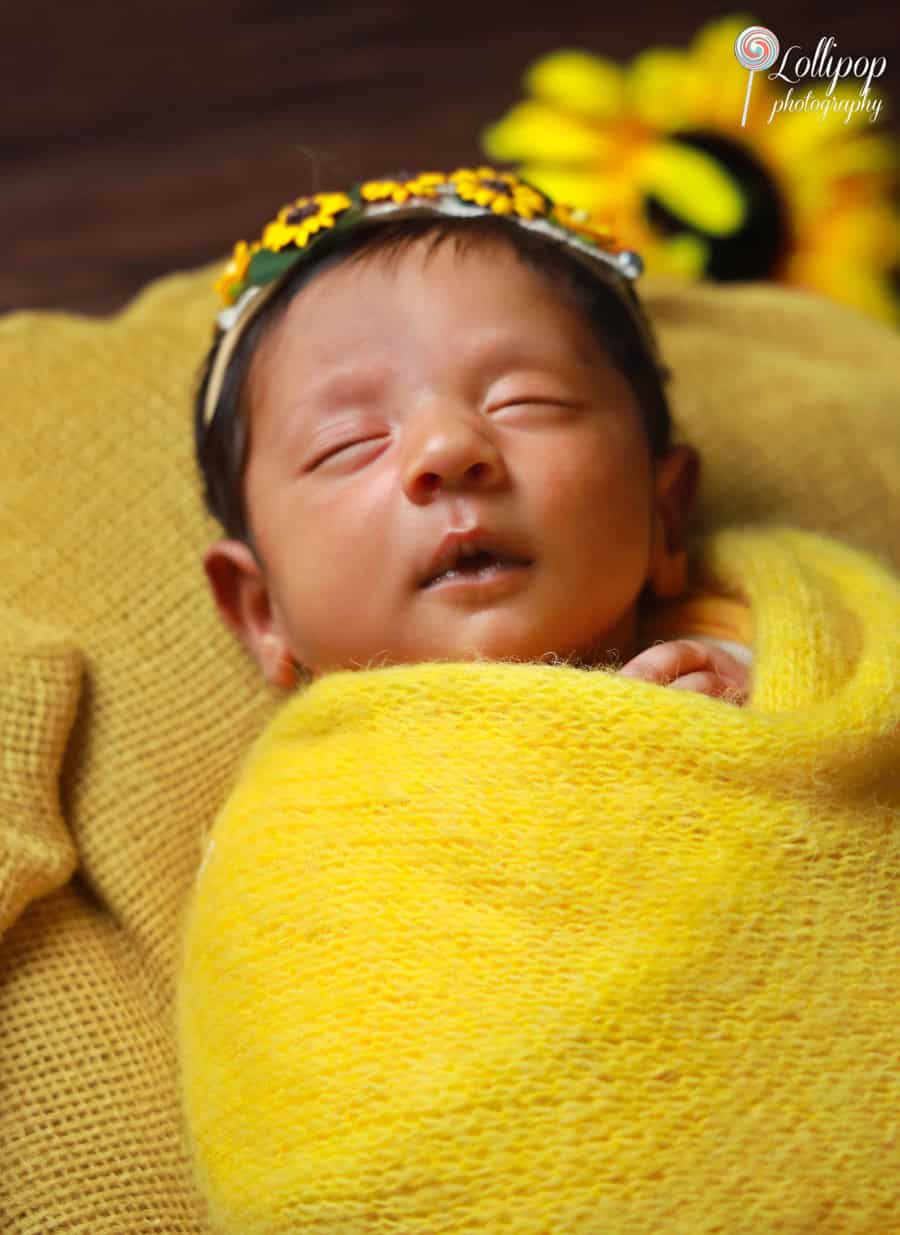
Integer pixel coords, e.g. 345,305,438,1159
482,14,898,324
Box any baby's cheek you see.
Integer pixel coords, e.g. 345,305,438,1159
537,439,645,532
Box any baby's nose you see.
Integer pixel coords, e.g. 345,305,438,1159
402,409,507,499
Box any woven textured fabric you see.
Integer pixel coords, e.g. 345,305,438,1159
0,612,81,939
651,278,900,564
0,271,276,982
0,270,274,1235
1,264,899,1233
178,526,900,1235
1,889,208,1233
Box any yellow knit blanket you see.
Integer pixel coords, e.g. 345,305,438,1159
177,525,900,1235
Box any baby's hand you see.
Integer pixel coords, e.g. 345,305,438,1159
618,639,750,706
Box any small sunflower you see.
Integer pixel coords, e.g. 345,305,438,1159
481,14,898,323
360,172,447,203
262,191,353,253
214,239,261,306
450,166,550,220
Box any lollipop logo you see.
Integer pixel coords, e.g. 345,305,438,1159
734,25,781,126
735,25,780,73
732,25,888,128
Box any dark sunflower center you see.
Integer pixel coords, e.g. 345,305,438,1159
642,129,790,281
284,202,322,225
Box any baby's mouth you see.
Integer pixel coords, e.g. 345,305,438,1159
423,550,531,588
418,526,534,590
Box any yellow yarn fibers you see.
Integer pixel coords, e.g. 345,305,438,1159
178,525,900,1234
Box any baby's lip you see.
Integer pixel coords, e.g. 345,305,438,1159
419,526,532,588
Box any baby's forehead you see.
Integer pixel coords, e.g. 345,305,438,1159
261,237,604,377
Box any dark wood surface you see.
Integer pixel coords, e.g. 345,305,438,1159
3,0,896,315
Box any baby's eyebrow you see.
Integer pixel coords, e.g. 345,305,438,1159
305,365,391,412
464,332,598,379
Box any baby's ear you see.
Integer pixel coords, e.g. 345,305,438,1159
646,445,701,599
202,539,290,686
654,444,701,545
203,539,263,642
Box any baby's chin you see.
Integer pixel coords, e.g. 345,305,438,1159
425,619,635,671
302,613,639,679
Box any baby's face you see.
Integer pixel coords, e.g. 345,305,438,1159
210,238,692,684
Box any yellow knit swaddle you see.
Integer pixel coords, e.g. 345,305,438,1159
177,525,900,1235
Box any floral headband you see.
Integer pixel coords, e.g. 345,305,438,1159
202,166,660,430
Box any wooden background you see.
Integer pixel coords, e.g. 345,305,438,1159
3,0,897,315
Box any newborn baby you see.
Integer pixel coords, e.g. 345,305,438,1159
195,168,751,703
180,169,900,1235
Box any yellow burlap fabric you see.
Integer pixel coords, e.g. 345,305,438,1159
177,525,900,1235
1,267,899,1233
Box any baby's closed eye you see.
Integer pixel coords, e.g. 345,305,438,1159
307,434,389,469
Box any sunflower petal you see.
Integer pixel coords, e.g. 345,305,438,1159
767,104,844,161
513,163,620,214
692,14,756,73
481,101,614,164
626,49,709,131
652,233,711,279
636,141,747,235
820,84,892,134
824,132,897,179
789,254,899,325
817,203,899,262
524,50,625,121
780,132,897,216
690,14,776,123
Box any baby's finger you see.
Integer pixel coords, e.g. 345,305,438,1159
669,670,748,705
618,640,713,685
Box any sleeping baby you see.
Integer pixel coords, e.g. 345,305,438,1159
178,169,900,1235
194,166,752,708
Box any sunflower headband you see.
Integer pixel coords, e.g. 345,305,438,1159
202,167,659,430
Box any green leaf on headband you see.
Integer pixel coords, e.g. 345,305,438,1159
247,248,304,286
334,204,367,231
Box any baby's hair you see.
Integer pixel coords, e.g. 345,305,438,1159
194,214,673,559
